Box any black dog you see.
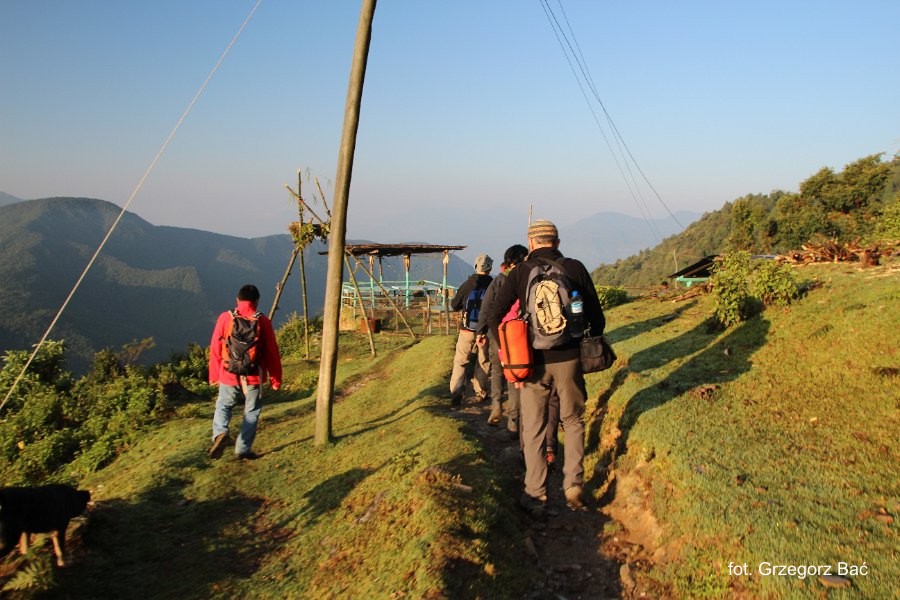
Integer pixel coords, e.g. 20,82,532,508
0,484,91,567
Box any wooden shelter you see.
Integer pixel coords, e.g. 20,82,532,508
320,243,466,333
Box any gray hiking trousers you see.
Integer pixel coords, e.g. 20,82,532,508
519,358,586,498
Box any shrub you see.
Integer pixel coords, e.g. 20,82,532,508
0,338,211,484
709,252,757,327
595,285,629,309
710,251,800,327
874,195,900,240
67,431,122,476
277,312,321,357
750,259,799,307
15,428,80,483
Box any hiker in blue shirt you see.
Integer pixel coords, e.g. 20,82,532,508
448,254,493,407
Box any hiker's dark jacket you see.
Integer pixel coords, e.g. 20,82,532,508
450,274,493,313
474,270,509,336
485,246,605,364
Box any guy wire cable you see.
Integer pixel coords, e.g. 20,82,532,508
0,0,264,414
556,0,683,231
547,0,658,234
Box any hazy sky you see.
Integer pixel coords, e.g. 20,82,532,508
2,1,898,251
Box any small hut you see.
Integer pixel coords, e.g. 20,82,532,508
668,255,717,287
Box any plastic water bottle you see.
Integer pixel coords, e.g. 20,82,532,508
570,290,584,336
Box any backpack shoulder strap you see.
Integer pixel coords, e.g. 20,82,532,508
533,256,578,289
225,309,238,333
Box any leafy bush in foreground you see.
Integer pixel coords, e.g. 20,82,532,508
0,340,211,486
277,312,323,358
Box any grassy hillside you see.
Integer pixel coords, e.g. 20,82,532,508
587,258,899,597
3,334,529,598
2,258,897,598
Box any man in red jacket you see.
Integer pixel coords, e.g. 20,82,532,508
208,284,282,460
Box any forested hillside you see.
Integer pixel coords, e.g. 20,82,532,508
0,197,470,371
592,153,900,289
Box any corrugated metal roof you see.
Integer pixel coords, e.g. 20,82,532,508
320,243,466,257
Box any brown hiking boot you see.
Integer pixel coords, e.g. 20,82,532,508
487,407,502,425
564,485,587,511
209,432,229,460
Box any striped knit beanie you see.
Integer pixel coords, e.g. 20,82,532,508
527,219,559,241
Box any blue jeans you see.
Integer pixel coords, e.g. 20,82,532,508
212,383,262,455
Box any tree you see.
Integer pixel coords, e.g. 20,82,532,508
772,192,826,251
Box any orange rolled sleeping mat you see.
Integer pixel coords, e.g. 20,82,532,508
498,318,533,383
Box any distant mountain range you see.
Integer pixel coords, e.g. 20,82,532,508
0,193,699,372
0,191,23,207
352,204,700,271
558,210,700,266
0,196,471,372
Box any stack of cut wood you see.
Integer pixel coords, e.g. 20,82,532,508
778,239,899,266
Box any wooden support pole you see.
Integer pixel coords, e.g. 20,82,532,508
270,246,300,319
345,254,376,357
403,253,411,309
315,0,376,446
443,250,450,335
297,171,311,359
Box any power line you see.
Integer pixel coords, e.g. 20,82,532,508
539,0,684,237
0,0,264,414
537,0,659,240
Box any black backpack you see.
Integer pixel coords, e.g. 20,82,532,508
222,310,262,375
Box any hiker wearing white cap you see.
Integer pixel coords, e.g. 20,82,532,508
448,254,493,407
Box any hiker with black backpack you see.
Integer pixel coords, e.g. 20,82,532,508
485,220,605,516
208,284,282,460
448,254,493,407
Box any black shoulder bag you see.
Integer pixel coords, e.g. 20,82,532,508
580,332,616,374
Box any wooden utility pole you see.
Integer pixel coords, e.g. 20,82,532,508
315,0,376,445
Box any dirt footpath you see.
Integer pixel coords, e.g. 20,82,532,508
452,395,651,600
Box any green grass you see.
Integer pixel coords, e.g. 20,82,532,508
584,261,899,598
18,332,529,599
4,261,897,598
